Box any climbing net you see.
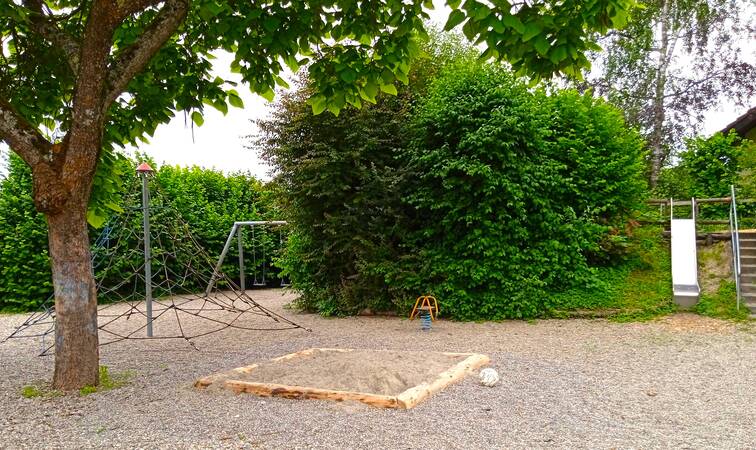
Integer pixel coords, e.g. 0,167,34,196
4,171,305,355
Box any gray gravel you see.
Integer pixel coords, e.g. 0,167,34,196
1,289,754,449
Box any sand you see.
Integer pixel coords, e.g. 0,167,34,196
229,349,467,396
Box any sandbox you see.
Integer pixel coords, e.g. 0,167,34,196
195,348,489,409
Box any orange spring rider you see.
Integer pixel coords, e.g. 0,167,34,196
409,295,439,322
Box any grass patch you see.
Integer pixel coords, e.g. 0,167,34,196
694,280,751,321
20,383,62,399
21,366,134,398
78,365,134,396
549,226,676,321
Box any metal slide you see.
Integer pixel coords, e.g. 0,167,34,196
670,199,700,307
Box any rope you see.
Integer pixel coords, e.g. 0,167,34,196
4,173,307,356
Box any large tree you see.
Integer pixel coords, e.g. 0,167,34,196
0,0,634,389
587,0,756,187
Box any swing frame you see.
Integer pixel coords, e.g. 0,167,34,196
250,226,267,287
205,221,287,295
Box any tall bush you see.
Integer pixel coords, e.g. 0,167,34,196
397,64,646,319
257,38,477,314
262,60,647,319
258,83,414,314
686,132,756,202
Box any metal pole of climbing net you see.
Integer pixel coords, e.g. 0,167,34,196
137,162,154,337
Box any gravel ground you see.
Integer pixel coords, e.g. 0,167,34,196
1,289,754,449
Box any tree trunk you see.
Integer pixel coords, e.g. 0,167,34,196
648,0,670,189
47,197,99,390
2,0,187,391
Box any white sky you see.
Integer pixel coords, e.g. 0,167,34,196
1,3,753,181
124,51,279,180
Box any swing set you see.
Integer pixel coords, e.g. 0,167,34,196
205,221,291,294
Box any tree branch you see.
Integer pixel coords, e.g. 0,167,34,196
102,0,189,113
664,69,728,99
23,0,81,74
116,0,166,21
0,99,52,168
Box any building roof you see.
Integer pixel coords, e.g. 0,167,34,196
721,106,756,138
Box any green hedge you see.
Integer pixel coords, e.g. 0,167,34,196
0,154,278,311
0,155,52,311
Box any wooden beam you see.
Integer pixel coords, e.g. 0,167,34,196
638,219,730,225
647,197,756,206
395,353,490,409
224,380,401,408
195,348,490,409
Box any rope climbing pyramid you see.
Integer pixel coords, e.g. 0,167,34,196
5,163,305,355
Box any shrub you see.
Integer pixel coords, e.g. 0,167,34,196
397,64,646,319
654,131,756,219
259,82,414,314
681,132,746,199
262,59,647,319
258,37,484,315
655,132,756,213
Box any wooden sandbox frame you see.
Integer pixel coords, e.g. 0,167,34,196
195,348,490,409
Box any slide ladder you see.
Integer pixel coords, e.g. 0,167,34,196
670,198,700,307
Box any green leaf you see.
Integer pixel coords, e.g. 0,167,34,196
612,10,629,28
502,14,525,34
339,68,357,83
327,102,341,116
228,92,244,108
104,201,124,213
549,46,568,65
191,111,204,126
260,88,275,102
274,75,290,89
263,17,281,32
230,59,242,74
462,19,478,40
199,2,223,21
522,22,543,42
379,83,397,95
209,100,228,115
310,95,327,115
364,81,379,99
86,209,106,228
534,36,550,56
473,6,491,21
283,55,299,72
444,10,466,31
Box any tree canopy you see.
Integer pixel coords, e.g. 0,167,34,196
586,0,756,186
1,0,636,222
